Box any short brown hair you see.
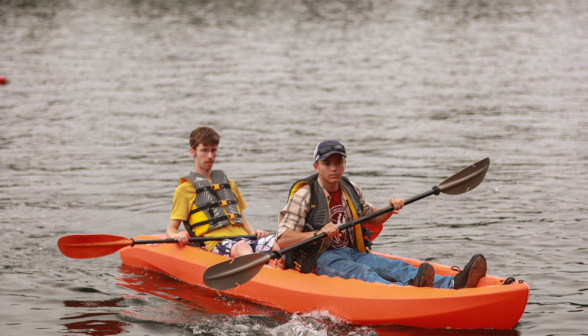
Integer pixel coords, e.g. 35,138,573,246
189,127,220,149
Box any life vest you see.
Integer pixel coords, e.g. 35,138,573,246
180,170,244,237
285,173,372,273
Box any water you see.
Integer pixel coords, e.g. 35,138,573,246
1,0,587,335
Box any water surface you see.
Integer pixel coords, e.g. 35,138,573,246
1,0,587,335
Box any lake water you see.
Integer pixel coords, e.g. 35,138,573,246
1,0,587,335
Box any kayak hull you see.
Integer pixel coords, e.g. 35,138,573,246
119,234,529,329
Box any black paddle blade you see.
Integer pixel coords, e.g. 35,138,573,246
439,157,490,195
203,253,272,290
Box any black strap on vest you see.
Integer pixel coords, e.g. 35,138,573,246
187,213,243,229
194,183,231,194
189,200,238,215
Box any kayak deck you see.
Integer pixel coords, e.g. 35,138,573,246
119,234,529,329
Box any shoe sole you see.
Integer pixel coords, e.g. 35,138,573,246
416,262,435,287
466,255,487,288
420,263,435,287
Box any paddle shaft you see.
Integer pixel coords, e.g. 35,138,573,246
274,186,440,258
131,235,258,246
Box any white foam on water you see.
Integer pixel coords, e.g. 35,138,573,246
185,310,376,336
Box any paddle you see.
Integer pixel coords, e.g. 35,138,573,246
203,157,490,290
58,234,258,259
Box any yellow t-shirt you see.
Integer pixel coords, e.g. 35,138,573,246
170,178,248,251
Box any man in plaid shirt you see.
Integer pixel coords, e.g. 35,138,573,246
275,140,487,289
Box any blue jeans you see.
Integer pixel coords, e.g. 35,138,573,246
315,247,454,288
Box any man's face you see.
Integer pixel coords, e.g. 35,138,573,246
313,153,346,185
190,143,218,171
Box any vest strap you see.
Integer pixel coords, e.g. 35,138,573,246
189,200,238,215
189,213,243,228
194,183,231,194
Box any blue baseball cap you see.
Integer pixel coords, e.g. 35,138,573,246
313,140,347,162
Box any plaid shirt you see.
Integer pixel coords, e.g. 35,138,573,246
277,178,375,241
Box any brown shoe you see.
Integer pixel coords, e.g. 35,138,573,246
407,262,435,287
453,254,487,289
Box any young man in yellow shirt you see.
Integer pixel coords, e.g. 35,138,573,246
166,127,280,259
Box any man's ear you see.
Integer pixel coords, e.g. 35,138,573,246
313,162,319,172
189,147,196,158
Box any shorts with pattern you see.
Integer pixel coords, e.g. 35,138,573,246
211,234,276,258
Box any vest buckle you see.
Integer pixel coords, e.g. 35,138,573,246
219,200,229,207
227,213,236,220
294,261,301,271
211,184,221,191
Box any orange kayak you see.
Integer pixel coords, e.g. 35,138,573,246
119,234,529,329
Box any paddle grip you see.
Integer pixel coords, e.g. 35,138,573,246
277,186,439,257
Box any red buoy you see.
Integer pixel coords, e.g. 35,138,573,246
0,76,6,85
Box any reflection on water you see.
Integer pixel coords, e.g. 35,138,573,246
60,313,130,336
116,264,289,320
63,298,126,308
60,298,130,335
374,326,519,336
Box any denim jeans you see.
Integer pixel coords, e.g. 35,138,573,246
315,247,454,288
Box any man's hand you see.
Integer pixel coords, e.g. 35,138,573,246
317,222,342,238
255,229,269,239
388,198,405,215
172,231,189,246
